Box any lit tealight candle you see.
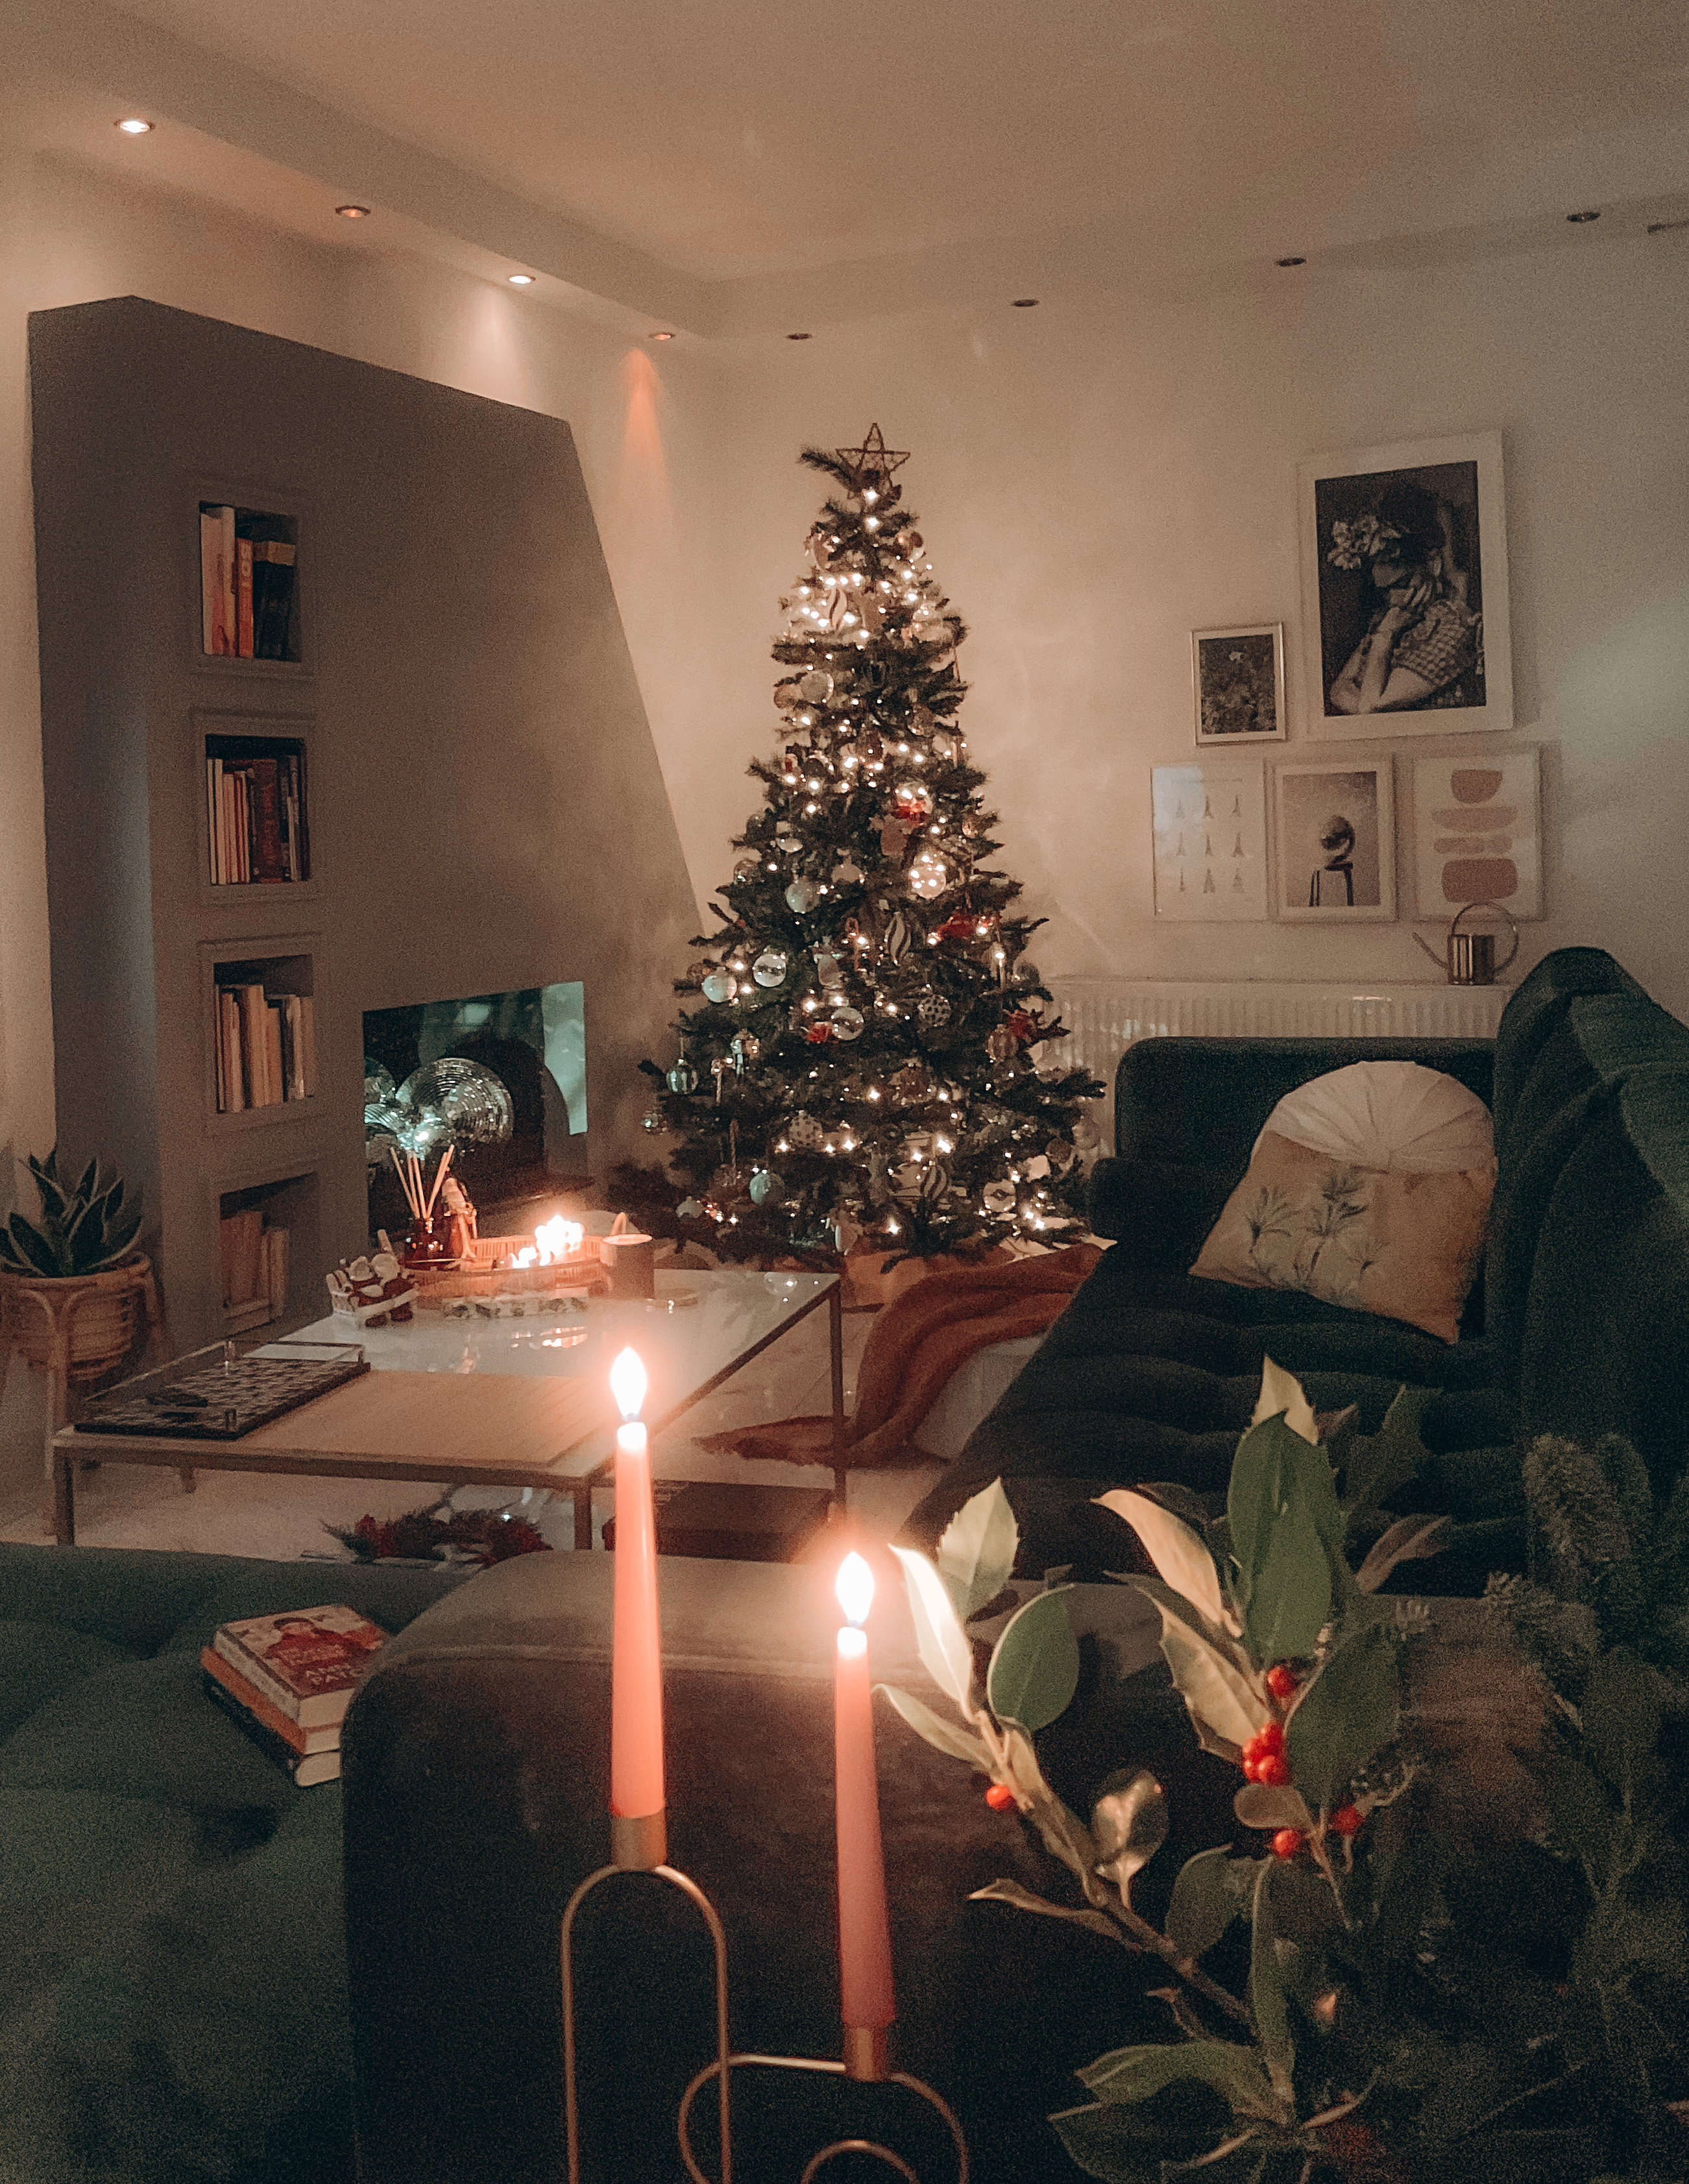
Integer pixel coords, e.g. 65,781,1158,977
609,1347,665,1868
834,1551,895,2078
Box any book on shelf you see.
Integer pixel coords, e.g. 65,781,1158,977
200,1645,339,1754
200,507,297,662
202,1670,341,1785
215,982,315,1112
220,1219,289,1331
206,748,308,886
212,1604,387,1729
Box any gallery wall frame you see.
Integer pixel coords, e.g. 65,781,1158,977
1191,623,1287,746
1298,430,1513,740
1411,746,1542,921
1274,758,1397,923
1151,758,1269,921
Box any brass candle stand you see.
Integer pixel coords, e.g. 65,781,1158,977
559,1808,969,2183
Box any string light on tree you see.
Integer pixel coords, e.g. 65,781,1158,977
636,428,1102,1260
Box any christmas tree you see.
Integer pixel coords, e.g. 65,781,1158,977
638,426,1103,1262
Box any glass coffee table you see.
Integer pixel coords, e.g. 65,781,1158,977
51,1269,845,1549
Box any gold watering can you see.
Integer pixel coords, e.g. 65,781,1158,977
1414,900,1520,986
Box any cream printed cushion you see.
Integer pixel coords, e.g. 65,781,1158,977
1190,1063,1496,1344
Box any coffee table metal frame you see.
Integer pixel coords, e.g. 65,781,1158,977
50,1274,847,1549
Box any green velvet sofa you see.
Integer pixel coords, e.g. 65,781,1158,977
0,1546,467,2184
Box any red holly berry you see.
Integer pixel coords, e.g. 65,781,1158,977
1241,1754,1261,1782
1266,1664,1299,1701
1256,1721,1284,1754
1272,1828,1304,1860
1330,1804,1365,1837
1257,1752,1293,1788
984,1782,1015,1813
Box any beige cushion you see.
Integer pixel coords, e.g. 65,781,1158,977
1256,1059,1496,1174
1189,1127,1493,1343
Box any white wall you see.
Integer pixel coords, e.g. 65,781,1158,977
685,241,1689,1008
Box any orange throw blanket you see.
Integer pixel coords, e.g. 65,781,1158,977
705,1243,1102,1471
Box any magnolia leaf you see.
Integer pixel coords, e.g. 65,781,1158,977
968,1878,1126,1945
1051,2104,1259,2184
889,1545,973,1712
1078,2040,1282,2122
1130,1584,1266,1756
1250,1860,1296,2101
1252,1356,1318,1444
1096,1490,1237,1635
875,1683,990,1769
1285,1622,1400,1809
987,1586,1079,1732
1233,1782,1315,1832
1354,1514,1450,1594
1227,1414,1338,1666
999,1723,1053,1805
936,1477,1020,1621
1165,1847,1256,1961
1092,1771,1168,1905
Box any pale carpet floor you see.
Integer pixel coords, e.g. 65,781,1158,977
0,1308,943,1561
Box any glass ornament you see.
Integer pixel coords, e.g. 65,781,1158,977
701,969,738,1004
908,849,949,900
829,1005,865,1041
1070,1115,1100,1152
786,1111,826,1150
784,877,823,914
666,1059,700,1094
749,1169,786,1207
640,1108,668,1134
676,1197,703,1220
982,1181,1017,1215
753,950,788,988
917,991,953,1030
1010,958,1043,989
799,668,834,703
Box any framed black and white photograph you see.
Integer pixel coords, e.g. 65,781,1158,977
1191,623,1287,746
1274,760,1396,922
1298,431,1512,739
1151,759,1269,921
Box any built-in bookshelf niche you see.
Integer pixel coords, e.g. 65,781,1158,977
198,502,301,664
205,945,318,1125
219,1169,319,1335
204,729,311,889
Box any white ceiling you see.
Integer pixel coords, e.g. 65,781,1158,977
11,0,1689,334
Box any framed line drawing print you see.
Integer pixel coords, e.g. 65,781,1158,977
1274,759,1396,922
1192,624,1287,745
1298,430,1513,739
1411,746,1542,919
1151,760,1269,921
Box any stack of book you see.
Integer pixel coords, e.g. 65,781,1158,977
199,503,298,661
215,981,317,1112
221,1211,289,1332
207,749,308,884
200,1604,389,1786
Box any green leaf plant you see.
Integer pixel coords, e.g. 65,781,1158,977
0,1147,143,1280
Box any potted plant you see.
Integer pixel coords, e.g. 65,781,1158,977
0,1148,152,1385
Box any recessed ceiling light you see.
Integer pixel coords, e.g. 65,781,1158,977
1566,209,1601,223
1012,297,1039,308
115,117,154,134
335,204,371,219
1276,255,1307,267
650,330,675,341
786,332,812,341
507,273,534,286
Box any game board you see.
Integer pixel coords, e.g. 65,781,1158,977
75,1347,370,1441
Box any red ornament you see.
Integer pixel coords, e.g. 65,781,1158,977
1265,1663,1300,1701
984,1782,1016,1813
935,911,976,944
805,1022,836,1044
1271,1828,1304,1860
1002,1008,1038,1044
1330,1804,1365,1838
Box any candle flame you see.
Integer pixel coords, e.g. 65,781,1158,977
610,1347,647,1420
836,1551,875,1626
535,1215,584,1265
513,1246,537,1268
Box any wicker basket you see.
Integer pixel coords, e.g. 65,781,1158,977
407,1234,607,1303
0,1256,152,1385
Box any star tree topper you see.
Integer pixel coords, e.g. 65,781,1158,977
833,422,910,497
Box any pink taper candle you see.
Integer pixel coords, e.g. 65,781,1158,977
609,1349,664,1841
834,1551,895,2070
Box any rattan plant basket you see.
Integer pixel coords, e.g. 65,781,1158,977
0,1256,153,1384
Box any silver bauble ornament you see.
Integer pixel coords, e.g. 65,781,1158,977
774,683,799,711
829,1005,865,1042
640,1108,668,1134
701,969,738,1004
784,877,822,914
982,1180,1017,1215
749,1169,786,1207
786,1111,825,1150
1070,1115,1100,1152
733,854,760,880
1010,959,1043,989
907,849,948,901
753,950,788,988
917,991,953,1031
677,1197,703,1220
798,668,834,703
1047,1139,1078,1176
666,1059,699,1095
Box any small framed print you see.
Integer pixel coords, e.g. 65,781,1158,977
1192,624,1286,746
1298,430,1513,739
1274,759,1396,922
1411,746,1542,919
1152,760,1269,921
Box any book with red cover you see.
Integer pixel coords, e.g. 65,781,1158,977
212,1605,386,1729
236,535,254,657
249,757,286,882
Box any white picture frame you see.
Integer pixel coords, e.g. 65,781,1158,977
1298,430,1513,739
1274,759,1396,922
1151,760,1269,921
1411,746,1542,921
1191,623,1287,746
